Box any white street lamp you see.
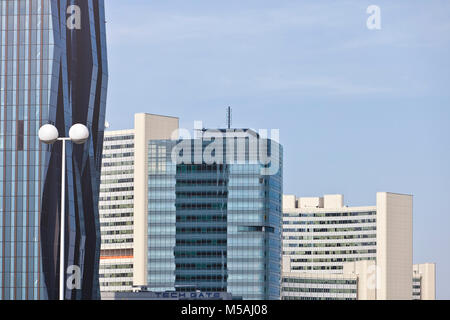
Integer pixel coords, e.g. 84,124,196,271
39,123,89,300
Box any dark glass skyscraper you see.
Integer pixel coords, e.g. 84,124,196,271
0,0,108,300
143,129,283,300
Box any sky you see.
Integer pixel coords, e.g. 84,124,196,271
104,0,450,299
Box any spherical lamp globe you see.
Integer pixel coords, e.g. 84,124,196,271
69,124,89,145
39,124,59,144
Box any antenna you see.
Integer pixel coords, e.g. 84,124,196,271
227,106,232,129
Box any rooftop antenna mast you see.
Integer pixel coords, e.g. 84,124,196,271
227,106,232,129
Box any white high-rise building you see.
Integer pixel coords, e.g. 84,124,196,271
99,114,179,293
99,130,135,292
283,194,377,274
282,193,436,300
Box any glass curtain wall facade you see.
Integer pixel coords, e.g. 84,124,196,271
0,0,108,300
147,130,283,300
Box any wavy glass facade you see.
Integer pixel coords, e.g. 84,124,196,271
0,0,108,300
144,130,283,300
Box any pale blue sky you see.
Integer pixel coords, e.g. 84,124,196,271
104,0,450,299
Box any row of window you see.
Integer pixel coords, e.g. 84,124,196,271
100,264,133,271
103,144,134,151
282,240,377,248
176,179,228,186
176,215,227,222
100,178,134,185
176,275,227,282
287,249,376,256
101,230,133,236
101,187,134,194
283,211,377,218
102,238,133,244
290,259,376,271
100,221,133,227
283,219,376,225
101,161,134,168
102,152,133,159
282,278,357,285
283,234,377,241
282,287,357,294
175,203,227,210
177,164,228,173
175,191,228,198
176,263,227,270
176,239,227,246
176,227,227,234
100,281,133,287
101,169,134,177
283,226,377,233
99,204,133,210
104,135,134,142
99,195,133,202
99,273,133,279
100,212,133,219
290,257,376,264
174,251,227,258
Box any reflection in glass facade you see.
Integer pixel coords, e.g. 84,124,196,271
0,0,108,300
147,130,283,300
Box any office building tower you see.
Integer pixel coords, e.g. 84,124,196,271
0,1,108,300
282,193,436,300
133,127,283,300
99,130,135,292
99,114,179,294
283,194,379,274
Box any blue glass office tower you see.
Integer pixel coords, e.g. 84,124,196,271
146,129,282,300
0,1,108,300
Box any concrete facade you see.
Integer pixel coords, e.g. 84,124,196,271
376,193,413,300
282,192,434,300
133,114,180,286
413,263,436,300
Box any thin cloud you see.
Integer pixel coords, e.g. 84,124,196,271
106,2,355,46
254,75,393,96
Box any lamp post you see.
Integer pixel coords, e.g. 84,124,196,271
38,123,89,300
